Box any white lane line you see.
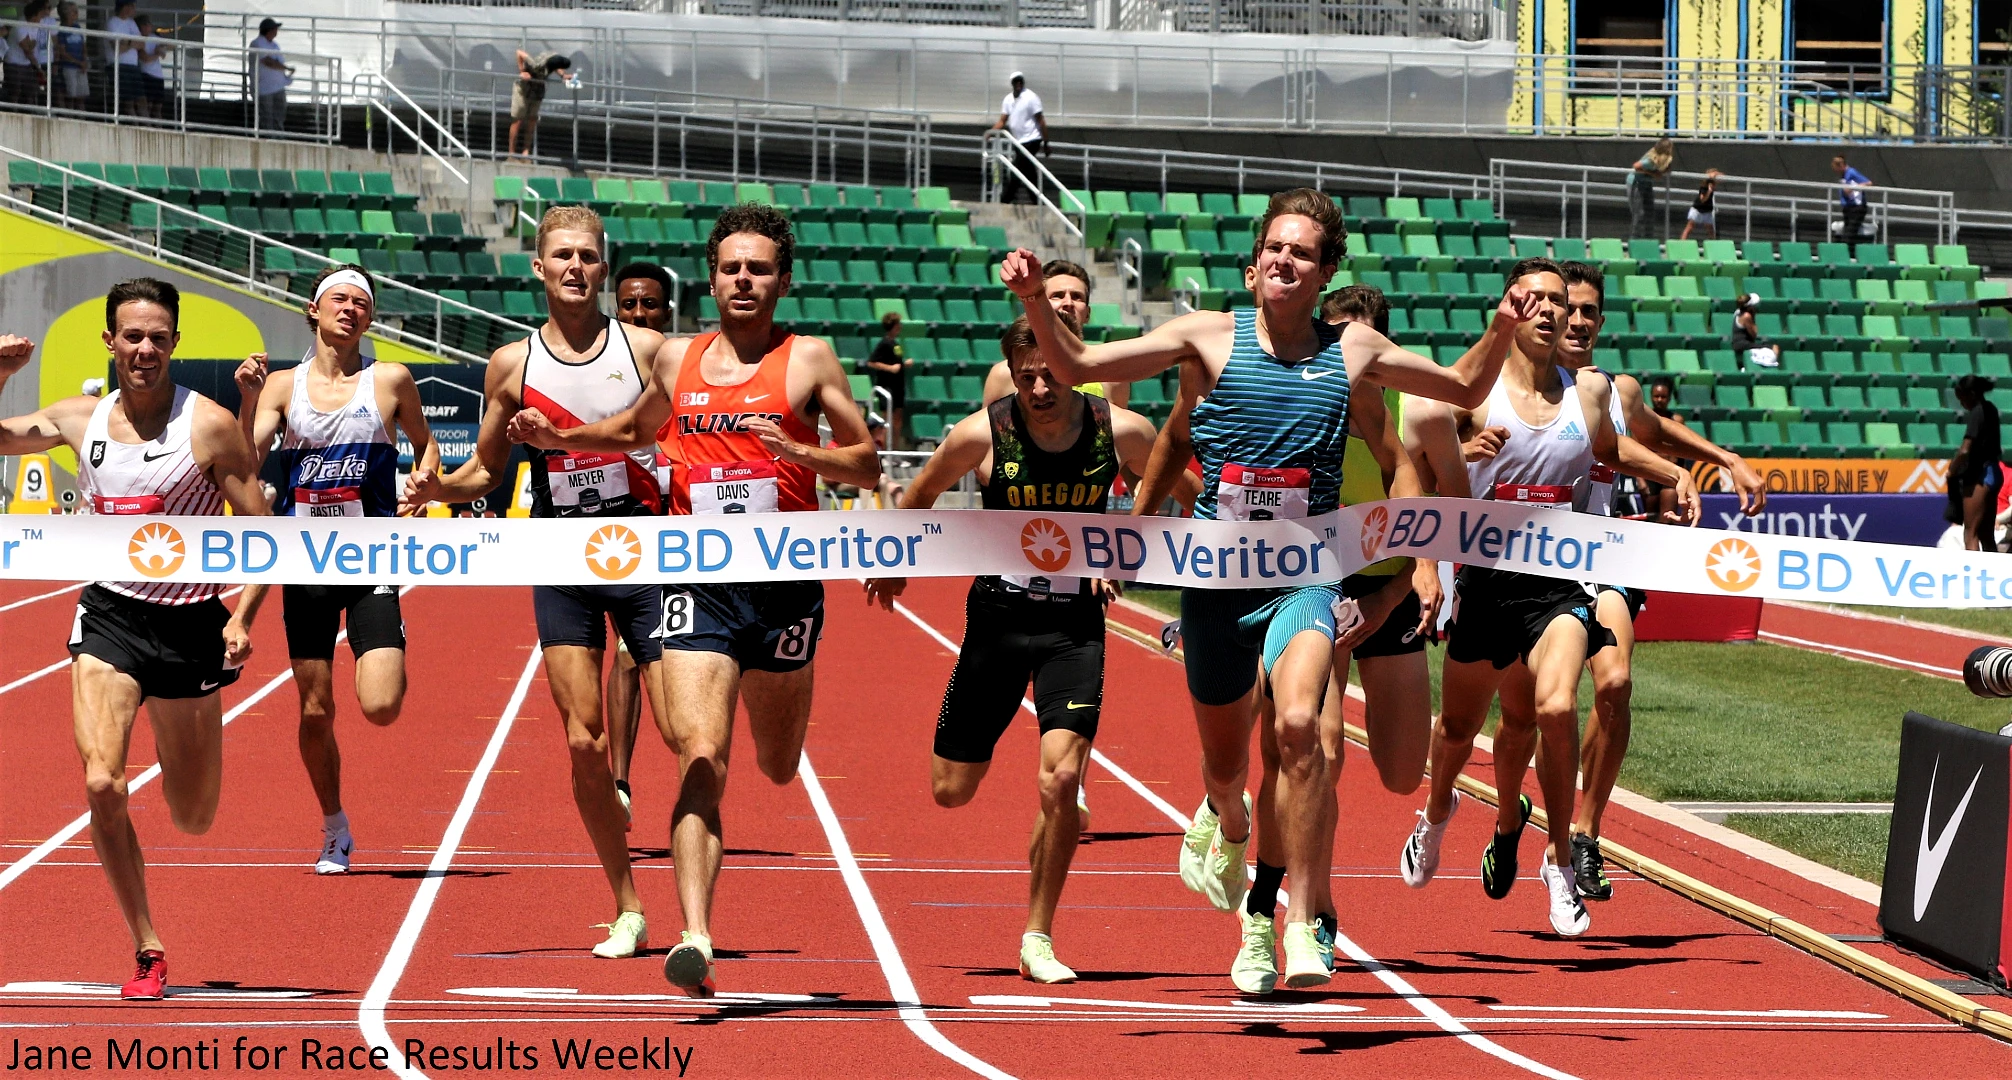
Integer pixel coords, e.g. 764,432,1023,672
1486,1004,1886,1019
1757,630,1961,678
0,657,70,696
893,598,1579,1080
0,582,83,613
358,643,542,1080
799,751,1019,1080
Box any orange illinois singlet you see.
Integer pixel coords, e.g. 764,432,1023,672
669,331,821,514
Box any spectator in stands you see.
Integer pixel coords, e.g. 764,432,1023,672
104,0,142,114
248,17,293,133
1730,293,1777,369
1832,155,1871,241
49,3,83,110
1626,137,1673,238
133,14,169,119
1951,374,2003,552
865,311,912,448
509,50,573,159
990,71,1048,204
1679,168,1719,241
3,1,51,106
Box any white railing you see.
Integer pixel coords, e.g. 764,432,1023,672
979,131,1084,242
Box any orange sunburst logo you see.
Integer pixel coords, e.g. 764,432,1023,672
584,524,643,580
127,522,186,578
1703,537,1762,593
1360,505,1390,562
1020,518,1072,573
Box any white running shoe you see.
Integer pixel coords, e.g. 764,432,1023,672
1230,910,1278,995
591,911,647,958
1177,797,1220,900
1076,783,1091,836
315,827,353,875
1280,922,1332,989
1399,790,1458,889
1205,801,1252,913
1540,852,1591,937
1018,933,1077,984
615,780,632,833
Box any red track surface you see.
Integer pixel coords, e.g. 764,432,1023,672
3,578,2009,1077
1758,601,2003,679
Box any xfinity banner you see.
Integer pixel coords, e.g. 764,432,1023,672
1880,713,2010,988
1701,494,1951,548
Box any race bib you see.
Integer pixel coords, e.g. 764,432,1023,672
93,494,165,515
1216,464,1311,522
1493,483,1574,508
293,487,364,518
548,452,631,513
1001,573,1088,598
688,460,779,516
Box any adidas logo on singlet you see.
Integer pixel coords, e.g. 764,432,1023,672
1560,421,1585,441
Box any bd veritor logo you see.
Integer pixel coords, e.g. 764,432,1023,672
1360,505,1389,563
127,522,186,578
1704,537,1762,593
584,524,643,581
1020,518,1072,573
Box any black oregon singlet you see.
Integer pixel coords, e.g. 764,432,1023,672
981,393,1117,598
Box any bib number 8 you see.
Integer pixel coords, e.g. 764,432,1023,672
774,617,814,661
658,591,693,638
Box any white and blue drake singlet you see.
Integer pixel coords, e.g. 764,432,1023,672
271,362,399,517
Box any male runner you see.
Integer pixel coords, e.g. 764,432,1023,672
605,260,678,830
1010,188,1536,987
863,312,1161,983
1547,260,1764,900
0,280,268,998
507,203,880,996
404,206,670,961
1397,258,1698,938
231,264,438,874
980,260,1126,408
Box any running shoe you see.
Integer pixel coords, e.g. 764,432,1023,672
1479,793,1533,900
121,950,167,1000
1312,912,1337,974
1540,851,1591,937
316,826,353,875
1230,909,1278,994
1177,797,1220,900
1076,783,1091,836
615,779,633,834
1399,790,1460,888
1018,933,1077,984
1280,922,1331,989
663,931,715,998
1571,832,1612,901
1204,792,1254,912
591,911,647,959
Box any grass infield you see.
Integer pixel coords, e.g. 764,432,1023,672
1125,586,2004,884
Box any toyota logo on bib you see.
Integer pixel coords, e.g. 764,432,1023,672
1020,518,1071,573
584,524,642,580
1360,505,1389,562
1704,537,1762,592
127,522,186,578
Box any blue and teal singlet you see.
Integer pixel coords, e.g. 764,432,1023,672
1189,308,1352,521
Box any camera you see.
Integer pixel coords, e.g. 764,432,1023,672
1960,646,2012,736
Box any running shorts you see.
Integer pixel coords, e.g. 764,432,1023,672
1444,567,1613,670
69,584,241,700
532,584,665,662
661,581,824,673
1594,583,1647,623
1349,577,1427,660
1178,587,1284,705
283,584,407,660
933,581,1105,763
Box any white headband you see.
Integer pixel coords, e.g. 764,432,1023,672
313,269,374,305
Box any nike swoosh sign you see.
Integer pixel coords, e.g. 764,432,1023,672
142,450,174,462
1913,755,1984,921
1300,368,1337,381
745,394,770,403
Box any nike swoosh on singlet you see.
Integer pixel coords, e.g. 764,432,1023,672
745,393,771,403
1912,755,1983,921
141,449,175,461
1065,701,1095,710
1300,368,1339,381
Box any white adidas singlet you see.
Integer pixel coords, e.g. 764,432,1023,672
1468,366,1598,512
78,387,225,605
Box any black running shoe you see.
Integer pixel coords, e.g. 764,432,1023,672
1571,833,1612,901
1479,794,1533,900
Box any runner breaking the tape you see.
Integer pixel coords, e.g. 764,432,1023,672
230,263,438,875
1398,258,1698,939
1009,188,1536,990
0,279,270,1000
405,206,671,963
508,203,881,997
862,312,1162,984
1547,260,1762,902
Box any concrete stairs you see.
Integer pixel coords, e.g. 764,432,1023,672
962,200,1178,330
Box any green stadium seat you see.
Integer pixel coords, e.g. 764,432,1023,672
594,177,632,206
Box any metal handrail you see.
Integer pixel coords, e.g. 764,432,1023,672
356,83,470,188
359,71,473,158
1116,236,1145,321
980,132,1084,243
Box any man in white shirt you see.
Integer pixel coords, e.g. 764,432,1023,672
3,0,50,105
248,17,292,132
989,71,1049,204
104,0,143,115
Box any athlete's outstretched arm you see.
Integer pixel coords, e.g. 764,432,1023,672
382,363,440,510
508,334,686,454
1612,373,1765,516
233,357,290,467
1580,376,1698,525
863,413,992,610
1130,367,1200,516
0,335,33,398
411,343,526,506
1002,249,1218,386
0,394,93,457
1400,397,1473,499
1348,285,1540,408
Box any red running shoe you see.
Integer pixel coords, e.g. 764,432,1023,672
121,950,166,1000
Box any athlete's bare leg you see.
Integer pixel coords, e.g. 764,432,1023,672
1357,651,1432,795
741,666,815,786
543,645,643,917
294,647,404,817
1026,729,1091,936
1254,700,1282,875
1490,617,1589,869
1302,673,1347,921
1195,694,1258,843
1265,630,1337,926
1426,659,1510,825
1576,590,1635,839
605,642,642,786
74,655,223,952
664,650,740,941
